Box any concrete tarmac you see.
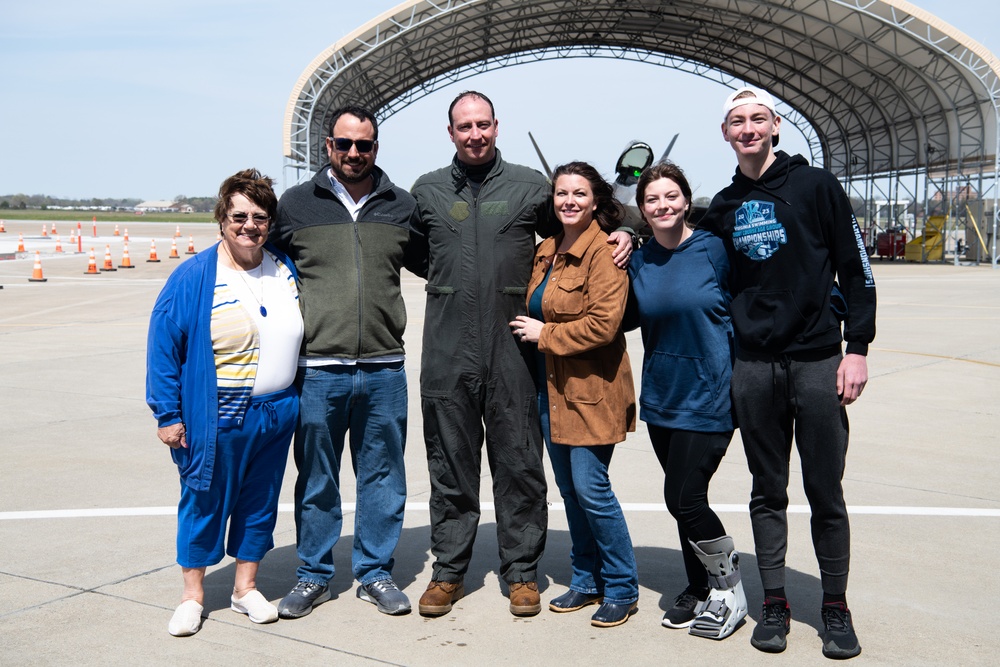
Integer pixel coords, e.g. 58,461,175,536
1,218,998,665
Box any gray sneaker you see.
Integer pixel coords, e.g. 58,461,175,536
277,581,331,619
357,578,411,615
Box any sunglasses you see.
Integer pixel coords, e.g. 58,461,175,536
228,212,270,226
328,137,376,154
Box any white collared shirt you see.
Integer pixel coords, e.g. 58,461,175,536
328,168,372,221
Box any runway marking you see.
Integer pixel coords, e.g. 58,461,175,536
872,347,1000,368
3,503,998,521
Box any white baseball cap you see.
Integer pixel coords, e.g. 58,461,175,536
723,86,777,120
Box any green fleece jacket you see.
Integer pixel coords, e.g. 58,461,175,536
273,165,421,360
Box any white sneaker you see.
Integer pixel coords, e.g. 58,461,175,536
168,600,204,637
231,589,278,624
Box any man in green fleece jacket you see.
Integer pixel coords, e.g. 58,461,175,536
271,105,421,620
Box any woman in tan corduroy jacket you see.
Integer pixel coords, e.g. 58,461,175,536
509,161,638,628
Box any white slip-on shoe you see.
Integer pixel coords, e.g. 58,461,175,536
168,600,204,637
231,589,278,624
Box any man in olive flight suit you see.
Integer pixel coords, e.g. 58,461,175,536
407,90,633,618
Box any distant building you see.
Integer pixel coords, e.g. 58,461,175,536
135,200,179,213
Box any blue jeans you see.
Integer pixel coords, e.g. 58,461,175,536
540,392,638,605
293,362,407,586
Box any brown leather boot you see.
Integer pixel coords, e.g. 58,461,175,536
418,580,464,617
509,582,541,616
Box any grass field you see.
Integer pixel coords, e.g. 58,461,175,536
0,209,214,223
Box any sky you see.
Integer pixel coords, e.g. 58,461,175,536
1,0,998,201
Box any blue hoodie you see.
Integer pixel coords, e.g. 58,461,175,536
625,229,734,432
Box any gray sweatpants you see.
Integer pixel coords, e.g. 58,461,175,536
732,349,851,595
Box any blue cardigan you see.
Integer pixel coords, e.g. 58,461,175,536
145,242,297,491
625,229,735,432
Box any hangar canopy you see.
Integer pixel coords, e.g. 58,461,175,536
283,0,1000,263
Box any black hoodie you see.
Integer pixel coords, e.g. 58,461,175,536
702,151,876,356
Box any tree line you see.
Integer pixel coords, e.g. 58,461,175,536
0,193,217,212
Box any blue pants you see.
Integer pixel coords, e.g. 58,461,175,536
292,362,407,586
176,386,296,568
540,393,638,605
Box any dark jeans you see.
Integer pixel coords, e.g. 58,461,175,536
648,425,732,592
732,350,851,595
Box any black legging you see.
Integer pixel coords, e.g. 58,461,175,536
648,425,732,591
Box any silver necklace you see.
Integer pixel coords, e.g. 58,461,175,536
231,254,267,317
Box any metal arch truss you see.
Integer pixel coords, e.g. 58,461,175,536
284,0,1000,265
382,48,824,161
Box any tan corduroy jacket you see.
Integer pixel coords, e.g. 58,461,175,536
528,220,636,445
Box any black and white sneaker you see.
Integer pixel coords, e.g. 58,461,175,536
277,580,331,619
751,597,791,653
357,578,411,615
661,589,705,629
820,602,862,659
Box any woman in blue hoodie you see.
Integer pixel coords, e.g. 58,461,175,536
624,161,746,640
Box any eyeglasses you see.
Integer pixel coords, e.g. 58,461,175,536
227,212,270,226
328,137,376,154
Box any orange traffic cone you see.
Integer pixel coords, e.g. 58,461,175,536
146,239,161,262
17,233,26,252
174,225,181,237
84,247,99,274
51,222,58,236
114,224,121,236
42,223,49,237
169,238,180,259
69,231,76,250
0,219,6,233
185,235,196,255
100,244,117,272
28,251,47,282
118,241,134,268
54,235,63,253
123,228,129,243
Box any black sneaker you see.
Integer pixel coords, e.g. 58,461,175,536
277,580,331,619
821,602,862,659
661,588,705,629
751,597,791,653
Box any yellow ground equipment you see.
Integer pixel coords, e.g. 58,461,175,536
905,216,945,261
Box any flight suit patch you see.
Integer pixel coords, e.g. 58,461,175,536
481,201,509,216
449,201,470,221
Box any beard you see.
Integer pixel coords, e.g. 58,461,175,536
331,159,374,184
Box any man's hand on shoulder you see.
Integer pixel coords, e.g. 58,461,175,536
837,353,868,406
607,230,635,269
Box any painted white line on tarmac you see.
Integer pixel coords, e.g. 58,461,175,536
3,503,999,520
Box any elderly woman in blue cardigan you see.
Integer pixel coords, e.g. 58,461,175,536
147,169,303,637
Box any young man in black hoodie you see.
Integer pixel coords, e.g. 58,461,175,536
702,87,876,660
